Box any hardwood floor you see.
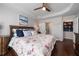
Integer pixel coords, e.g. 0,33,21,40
51,39,75,56
4,39,75,56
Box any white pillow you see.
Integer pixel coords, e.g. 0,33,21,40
23,31,32,37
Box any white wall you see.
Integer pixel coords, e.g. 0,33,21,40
40,17,63,41
0,5,28,36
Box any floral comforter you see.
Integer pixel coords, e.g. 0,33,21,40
9,34,56,56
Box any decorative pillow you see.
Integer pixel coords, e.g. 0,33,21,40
16,30,24,37
23,30,32,37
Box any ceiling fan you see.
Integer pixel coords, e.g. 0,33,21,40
34,3,51,12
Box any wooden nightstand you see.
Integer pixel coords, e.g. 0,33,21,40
0,36,10,56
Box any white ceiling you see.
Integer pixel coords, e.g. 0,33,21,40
1,3,79,19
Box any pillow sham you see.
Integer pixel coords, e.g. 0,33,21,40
23,30,32,37
16,30,24,37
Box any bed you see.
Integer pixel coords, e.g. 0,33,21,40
8,25,56,56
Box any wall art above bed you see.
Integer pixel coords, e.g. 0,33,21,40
19,15,28,25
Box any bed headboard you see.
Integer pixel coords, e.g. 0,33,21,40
10,25,35,38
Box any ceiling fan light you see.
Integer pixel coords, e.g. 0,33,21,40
42,7,46,11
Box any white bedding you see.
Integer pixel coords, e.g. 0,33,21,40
9,34,56,56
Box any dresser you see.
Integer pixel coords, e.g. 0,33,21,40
75,33,79,55
0,36,10,56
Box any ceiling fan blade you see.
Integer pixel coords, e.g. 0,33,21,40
34,7,43,10
46,8,51,12
34,3,51,12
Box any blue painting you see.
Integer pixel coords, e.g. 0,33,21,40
19,15,28,25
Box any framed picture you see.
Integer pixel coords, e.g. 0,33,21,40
19,15,28,25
